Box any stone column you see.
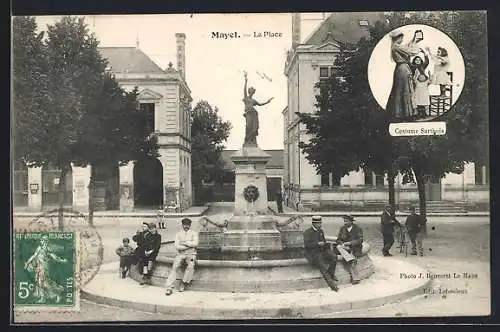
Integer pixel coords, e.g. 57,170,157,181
28,167,42,211
119,162,134,211
72,165,91,211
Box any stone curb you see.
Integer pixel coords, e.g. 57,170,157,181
268,207,490,218
13,206,209,218
81,258,432,319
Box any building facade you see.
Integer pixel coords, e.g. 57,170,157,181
13,34,193,211
283,13,489,211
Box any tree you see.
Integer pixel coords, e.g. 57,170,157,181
13,16,159,228
190,101,231,204
298,11,488,219
74,75,159,223
12,16,49,164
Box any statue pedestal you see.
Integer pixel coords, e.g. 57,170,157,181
220,146,283,252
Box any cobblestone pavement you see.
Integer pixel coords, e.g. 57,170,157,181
12,208,490,323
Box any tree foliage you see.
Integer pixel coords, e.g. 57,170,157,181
12,16,158,225
298,11,488,216
190,100,231,202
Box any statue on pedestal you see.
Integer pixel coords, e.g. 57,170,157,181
242,71,273,147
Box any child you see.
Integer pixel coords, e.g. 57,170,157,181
115,237,136,278
414,72,431,118
426,46,452,96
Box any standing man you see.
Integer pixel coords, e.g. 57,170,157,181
165,218,199,295
381,204,401,256
276,190,284,213
335,215,363,284
140,223,162,285
302,216,339,291
405,206,425,256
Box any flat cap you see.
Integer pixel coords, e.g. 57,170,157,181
312,215,322,222
148,222,157,228
181,218,192,225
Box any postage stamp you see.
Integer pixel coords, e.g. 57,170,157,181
13,231,80,312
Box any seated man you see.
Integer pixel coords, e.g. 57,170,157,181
335,214,363,285
302,216,339,292
165,218,199,295
139,222,161,285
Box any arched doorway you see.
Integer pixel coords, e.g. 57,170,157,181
42,163,73,207
133,158,163,209
13,159,28,207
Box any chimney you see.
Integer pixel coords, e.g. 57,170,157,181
175,33,186,80
292,13,301,49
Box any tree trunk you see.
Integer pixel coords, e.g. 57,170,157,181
57,165,68,231
413,164,427,235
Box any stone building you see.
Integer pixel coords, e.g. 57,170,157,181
282,13,489,211
13,33,193,211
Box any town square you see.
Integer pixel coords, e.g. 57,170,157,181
11,12,490,321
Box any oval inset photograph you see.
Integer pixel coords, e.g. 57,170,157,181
367,24,465,122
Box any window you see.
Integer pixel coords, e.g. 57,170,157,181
321,172,330,186
140,103,155,134
331,173,341,186
475,163,489,185
375,173,385,187
364,170,373,186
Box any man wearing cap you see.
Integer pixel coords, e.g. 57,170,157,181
303,216,339,291
405,206,425,256
335,215,363,284
381,204,401,257
165,218,199,295
139,223,162,285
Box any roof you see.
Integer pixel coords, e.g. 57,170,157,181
98,47,165,74
303,12,386,46
221,149,284,169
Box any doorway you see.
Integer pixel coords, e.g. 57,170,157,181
133,157,163,209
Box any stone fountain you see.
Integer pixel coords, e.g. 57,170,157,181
130,73,374,292
130,145,375,292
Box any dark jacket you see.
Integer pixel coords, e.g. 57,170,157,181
405,213,425,235
132,230,148,257
336,224,364,258
303,226,328,261
381,211,399,234
142,232,162,260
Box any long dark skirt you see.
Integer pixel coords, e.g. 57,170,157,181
386,63,416,120
244,110,259,145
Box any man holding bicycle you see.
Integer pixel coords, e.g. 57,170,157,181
405,206,425,256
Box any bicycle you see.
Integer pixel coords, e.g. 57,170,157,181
396,225,410,257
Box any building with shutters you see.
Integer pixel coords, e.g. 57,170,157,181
13,33,193,211
282,13,489,212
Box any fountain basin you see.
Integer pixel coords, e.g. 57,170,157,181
130,242,375,292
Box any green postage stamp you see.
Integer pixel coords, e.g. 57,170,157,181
13,231,80,312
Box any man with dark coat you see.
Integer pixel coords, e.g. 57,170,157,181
303,216,339,291
132,222,149,266
335,214,363,284
381,204,401,256
405,206,425,256
139,222,162,285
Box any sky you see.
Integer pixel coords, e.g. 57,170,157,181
33,13,329,150
368,24,465,109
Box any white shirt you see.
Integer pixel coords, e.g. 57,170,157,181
347,226,353,232
174,229,199,255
